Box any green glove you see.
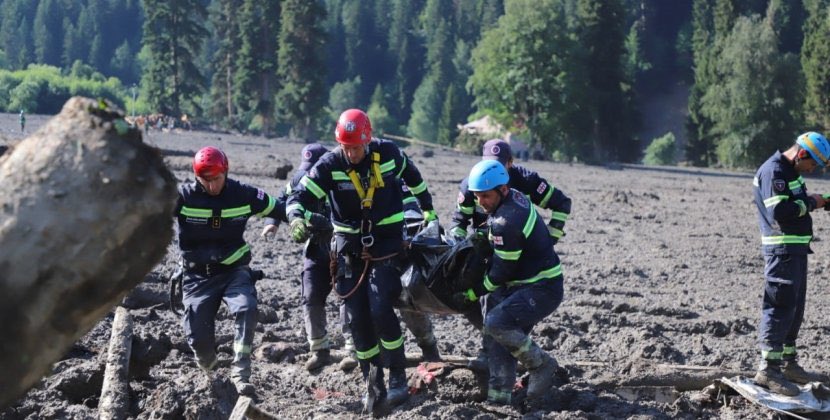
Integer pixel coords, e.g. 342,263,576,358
290,218,309,243
423,209,438,222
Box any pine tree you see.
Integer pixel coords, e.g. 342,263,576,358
801,0,830,130
33,0,63,66
275,0,327,140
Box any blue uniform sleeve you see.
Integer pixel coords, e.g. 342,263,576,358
472,213,526,297
396,148,434,212
514,166,571,240
287,161,331,223
449,179,475,236
263,183,291,226
762,168,812,221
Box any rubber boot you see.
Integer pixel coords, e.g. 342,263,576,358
196,354,218,372
419,341,441,362
386,368,410,407
305,349,331,371
782,359,821,385
754,360,800,396
515,343,557,400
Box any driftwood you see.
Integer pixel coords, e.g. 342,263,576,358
99,307,133,420
229,396,279,420
0,97,177,408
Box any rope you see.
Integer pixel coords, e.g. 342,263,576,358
332,248,399,299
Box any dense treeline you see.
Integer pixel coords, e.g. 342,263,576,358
0,0,827,168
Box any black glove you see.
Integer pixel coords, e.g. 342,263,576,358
306,212,331,231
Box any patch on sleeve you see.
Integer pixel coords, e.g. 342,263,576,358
513,191,529,208
773,179,786,192
457,191,466,204
491,235,503,246
401,184,410,192
257,188,265,200
309,168,317,179
536,182,547,194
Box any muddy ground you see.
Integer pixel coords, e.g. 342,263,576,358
3,113,830,419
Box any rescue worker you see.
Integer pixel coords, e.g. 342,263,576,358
454,160,563,406
752,132,829,395
175,146,282,396
449,139,571,244
287,109,438,412
18,110,25,132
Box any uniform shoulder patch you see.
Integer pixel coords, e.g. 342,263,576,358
536,181,547,195
257,188,265,200
491,235,503,245
512,191,529,208
308,168,318,179
457,191,466,204
773,179,786,192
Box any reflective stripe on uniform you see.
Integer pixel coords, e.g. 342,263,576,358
506,264,562,287
181,206,212,218
510,337,533,358
300,176,326,199
331,171,351,181
221,244,250,265
377,211,404,226
309,334,330,351
795,200,807,217
356,345,380,360
409,181,427,195
539,186,554,208
380,160,396,174
522,206,538,238
396,158,408,178
256,195,277,217
762,350,783,360
222,205,252,218
763,195,788,208
381,335,404,350
483,275,499,292
458,204,474,215
761,235,812,245
286,203,305,216
234,341,252,355
783,345,797,357
333,222,360,234
788,177,804,190
402,196,418,205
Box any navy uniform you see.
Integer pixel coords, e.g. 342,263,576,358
752,133,830,395
287,134,435,408
176,148,282,395
459,160,563,406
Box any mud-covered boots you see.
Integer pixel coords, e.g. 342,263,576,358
386,368,410,407
339,337,359,371
305,349,331,371
419,341,441,362
516,343,558,400
231,376,255,396
754,360,800,396
782,359,821,384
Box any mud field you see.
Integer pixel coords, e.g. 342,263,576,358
3,114,830,419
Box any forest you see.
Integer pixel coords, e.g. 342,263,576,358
0,0,828,168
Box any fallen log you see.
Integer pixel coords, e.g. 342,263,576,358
229,396,279,420
99,307,133,420
0,97,177,408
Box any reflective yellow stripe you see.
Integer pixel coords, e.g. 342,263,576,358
522,206,537,238
220,244,250,265
222,205,251,218
380,159,396,173
378,211,404,225
551,211,568,222
333,222,360,234
458,205,474,215
761,235,812,245
494,248,522,260
402,196,417,204
548,226,564,238
762,350,782,360
483,275,499,292
233,341,252,355
331,171,351,181
795,200,807,217
181,206,212,218
506,264,562,287
257,196,276,217
356,345,380,360
539,186,554,208
286,203,304,215
788,178,804,190
409,181,427,194
285,183,292,195
764,195,788,207
783,345,796,356
309,334,330,351
300,176,326,199
381,335,405,350
396,157,408,178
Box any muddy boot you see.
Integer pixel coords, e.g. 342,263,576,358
196,354,218,372
232,376,255,396
782,360,821,384
305,349,331,371
362,365,387,416
419,341,441,362
339,336,358,371
754,361,800,396
386,368,409,407
515,344,557,400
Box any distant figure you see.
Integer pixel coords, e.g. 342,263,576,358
19,110,25,132
181,114,192,131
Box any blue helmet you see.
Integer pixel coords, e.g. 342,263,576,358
797,132,830,167
468,160,509,192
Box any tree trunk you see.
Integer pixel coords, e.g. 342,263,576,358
99,307,133,420
0,97,177,409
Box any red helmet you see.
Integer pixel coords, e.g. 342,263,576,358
335,109,372,145
193,146,228,177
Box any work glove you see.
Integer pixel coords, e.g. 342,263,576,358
449,226,467,243
451,288,478,309
423,209,438,223
290,218,310,243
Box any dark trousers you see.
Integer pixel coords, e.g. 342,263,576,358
302,239,335,351
759,254,807,360
182,266,257,379
335,254,406,373
483,278,563,394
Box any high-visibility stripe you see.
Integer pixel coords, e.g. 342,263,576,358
396,158,408,178
450,227,467,238
300,176,326,199
551,211,568,222
286,203,304,216
522,206,537,238
539,186,554,208
333,223,360,234
548,226,564,238
181,206,212,218
488,389,512,402
761,235,812,245
458,205,474,215
233,341,252,355
379,160,396,174
506,264,562,287
795,200,807,217
381,335,404,350
762,350,782,360
378,211,404,226
257,196,276,217
331,171,351,181
783,345,796,357
221,244,250,265
309,334,330,351
409,181,427,195
764,195,788,207
510,337,533,358
356,345,380,360
788,178,804,190
465,288,478,301
222,205,251,218
285,183,292,195
483,275,499,292
402,196,418,205
753,176,759,187
494,248,522,260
